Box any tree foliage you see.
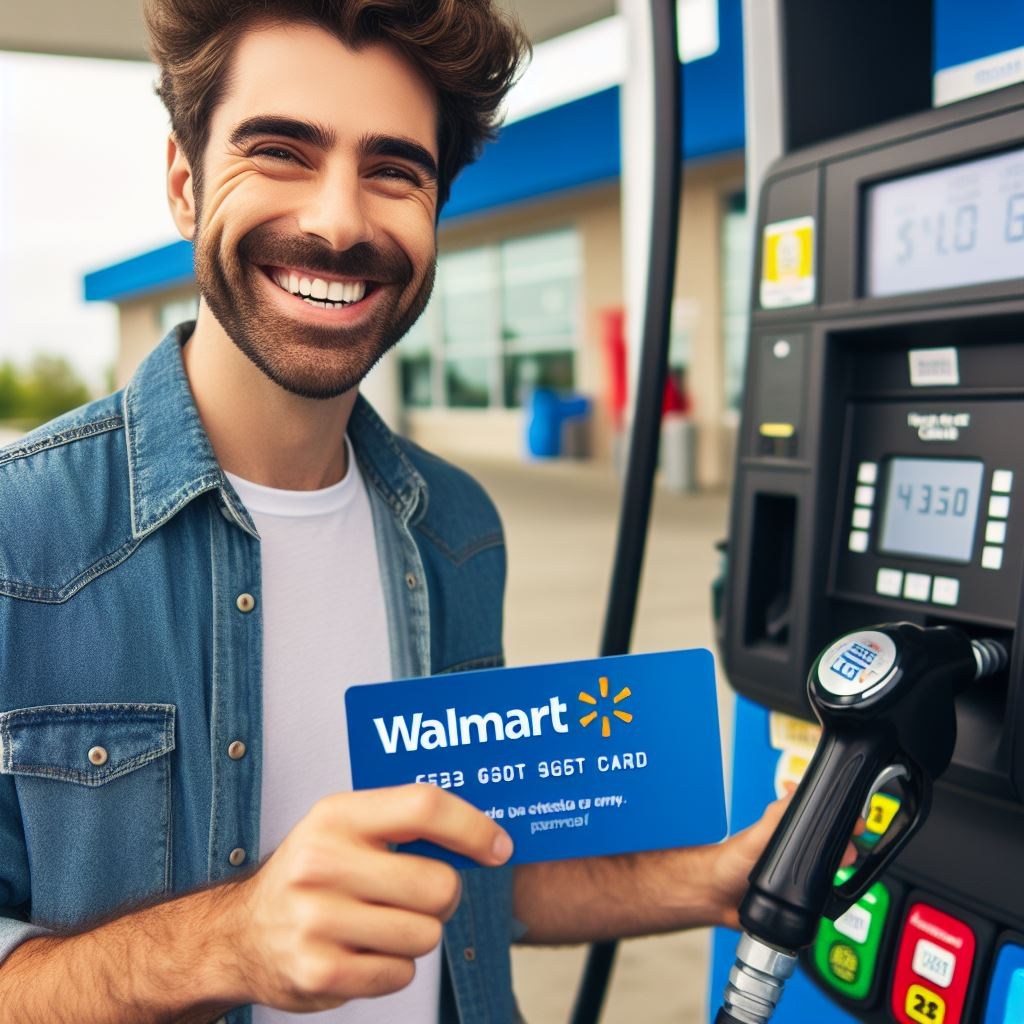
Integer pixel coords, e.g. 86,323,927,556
0,355,92,427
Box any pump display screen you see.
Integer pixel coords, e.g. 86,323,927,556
878,458,984,563
865,146,1024,297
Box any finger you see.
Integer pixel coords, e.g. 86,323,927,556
839,841,858,868
307,845,464,919
311,899,444,959
327,785,514,867
854,817,867,836
321,950,418,1001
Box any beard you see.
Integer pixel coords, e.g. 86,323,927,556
192,219,435,400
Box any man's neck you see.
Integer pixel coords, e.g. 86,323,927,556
181,304,357,491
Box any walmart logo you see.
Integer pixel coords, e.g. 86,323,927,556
578,676,633,738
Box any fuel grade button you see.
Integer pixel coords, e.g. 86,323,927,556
812,867,890,1001
892,902,976,1024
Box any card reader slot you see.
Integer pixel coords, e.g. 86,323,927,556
744,494,798,648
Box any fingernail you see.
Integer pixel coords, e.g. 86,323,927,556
492,831,513,863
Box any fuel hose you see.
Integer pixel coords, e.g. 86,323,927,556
568,1,683,1020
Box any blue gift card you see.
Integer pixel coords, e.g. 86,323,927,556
346,648,727,867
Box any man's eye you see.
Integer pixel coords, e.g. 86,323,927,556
251,147,295,162
375,166,421,185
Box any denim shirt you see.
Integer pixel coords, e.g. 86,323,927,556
0,324,522,1023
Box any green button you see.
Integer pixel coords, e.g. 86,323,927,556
812,867,891,1001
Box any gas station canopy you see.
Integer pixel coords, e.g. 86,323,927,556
0,0,612,60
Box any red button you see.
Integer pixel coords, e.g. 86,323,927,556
891,902,976,1024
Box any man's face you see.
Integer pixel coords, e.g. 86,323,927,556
191,23,439,399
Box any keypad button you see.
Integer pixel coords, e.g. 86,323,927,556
855,486,876,507
903,573,931,601
876,568,904,597
992,469,1014,493
989,495,1011,519
858,462,879,485
982,546,1004,570
853,508,872,529
986,521,1007,544
849,530,869,553
931,577,959,607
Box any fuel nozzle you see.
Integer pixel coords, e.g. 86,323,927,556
715,623,1007,1024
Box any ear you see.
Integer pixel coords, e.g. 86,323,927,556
166,135,197,240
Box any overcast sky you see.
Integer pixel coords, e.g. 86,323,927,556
0,51,175,389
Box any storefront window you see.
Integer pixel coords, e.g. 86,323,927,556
721,192,752,412
397,228,580,410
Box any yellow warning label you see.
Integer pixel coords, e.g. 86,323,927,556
769,712,822,753
761,216,815,309
866,792,901,836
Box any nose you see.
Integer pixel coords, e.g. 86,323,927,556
296,166,374,252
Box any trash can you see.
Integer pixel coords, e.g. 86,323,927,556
661,413,696,492
526,389,591,459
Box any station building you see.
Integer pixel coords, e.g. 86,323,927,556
84,1,749,488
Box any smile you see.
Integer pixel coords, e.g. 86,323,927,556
263,265,373,309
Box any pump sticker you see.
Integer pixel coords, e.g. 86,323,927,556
816,631,898,699
760,216,815,308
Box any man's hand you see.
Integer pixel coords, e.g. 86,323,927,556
222,784,513,1012
0,783,512,1024
677,783,864,931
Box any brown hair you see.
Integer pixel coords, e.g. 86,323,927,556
144,0,530,211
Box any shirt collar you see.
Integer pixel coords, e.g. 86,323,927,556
123,322,426,539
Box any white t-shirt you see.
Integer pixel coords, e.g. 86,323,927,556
227,438,441,1024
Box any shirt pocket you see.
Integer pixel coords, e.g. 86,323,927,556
0,703,175,928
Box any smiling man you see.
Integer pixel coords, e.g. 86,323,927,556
0,3,806,1023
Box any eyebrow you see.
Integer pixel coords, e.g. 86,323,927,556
228,116,438,183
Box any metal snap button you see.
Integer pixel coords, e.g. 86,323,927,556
236,593,256,613
88,746,108,766
228,847,247,867
228,740,247,760
405,573,417,589
463,946,476,962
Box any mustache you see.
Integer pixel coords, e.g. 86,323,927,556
237,225,417,284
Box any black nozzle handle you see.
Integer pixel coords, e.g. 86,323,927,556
740,727,908,950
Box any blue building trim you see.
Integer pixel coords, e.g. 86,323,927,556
84,0,745,302
84,239,194,303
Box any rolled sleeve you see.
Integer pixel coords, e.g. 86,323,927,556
0,917,51,967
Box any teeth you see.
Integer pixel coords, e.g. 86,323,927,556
270,268,369,305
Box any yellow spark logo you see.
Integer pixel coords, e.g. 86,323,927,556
578,676,633,738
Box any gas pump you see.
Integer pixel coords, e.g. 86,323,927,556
713,12,1024,1023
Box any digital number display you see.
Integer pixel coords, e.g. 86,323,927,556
865,147,1024,297
879,458,984,563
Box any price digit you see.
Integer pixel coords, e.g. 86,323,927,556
897,220,914,264
936,486,950,515
918,484,933,514
1007,194,1024,242
953,487,968,516
954,204,978,252
898,483,912,511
